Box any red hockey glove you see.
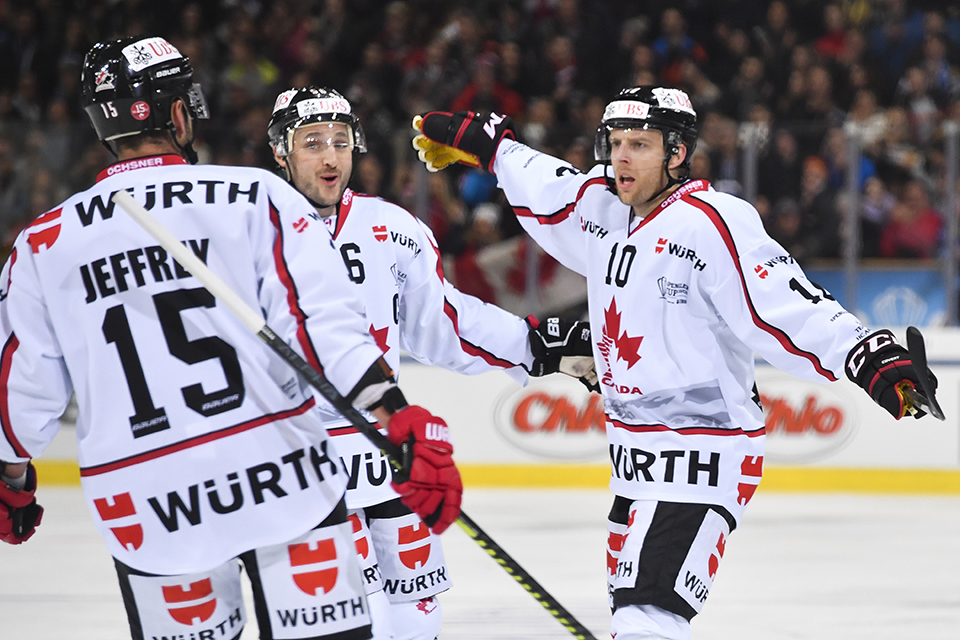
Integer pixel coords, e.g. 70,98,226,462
527,316,599,393
845,330,936,419
1,462,43,544
412,111,515,173
387,406,462,534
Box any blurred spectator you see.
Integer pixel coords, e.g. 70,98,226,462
814,3,848,60
400,37,465,115
861,176,895,257
652,8,708,87
752,0,797,91
895,66,940,146
450,52,524,119
219,38,281,112
798,156,841,258
767,197,809,260
868,0,925,81
879,180,943,258
821,126,876,192
759,128,802,204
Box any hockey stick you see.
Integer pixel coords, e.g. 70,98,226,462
901,326,945,421
112,190,599,640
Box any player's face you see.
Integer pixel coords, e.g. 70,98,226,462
286,122,354,212
609,128,669,209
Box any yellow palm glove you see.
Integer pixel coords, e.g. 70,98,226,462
411,115,481,172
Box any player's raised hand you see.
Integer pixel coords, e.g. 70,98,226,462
386,406,462,533
412,111,515,173
0,462,43,544
845,329,937,419
527,316,599,393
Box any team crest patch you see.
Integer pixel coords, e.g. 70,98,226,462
95,67,116,92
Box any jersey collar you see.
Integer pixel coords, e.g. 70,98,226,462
629,179,711,236
330,188,355,240
96,154,188,182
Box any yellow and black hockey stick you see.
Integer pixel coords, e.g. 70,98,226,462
112,190,599,640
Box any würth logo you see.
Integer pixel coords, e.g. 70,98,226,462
398,522,431,570
94,492,143,551
755,265,768,279
26,209,62,253
293,217,308,233
289,539,339,595
373,225,388,242
655,238,667,254
348,513,369,559
163,578,217,625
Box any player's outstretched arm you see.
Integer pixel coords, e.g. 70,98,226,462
412,111,515,173
845,329,938,419
0,461,43,544
527,316,599,393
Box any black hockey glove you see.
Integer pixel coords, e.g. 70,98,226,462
845,329,937,420
527,316,599,393
412,111,516,173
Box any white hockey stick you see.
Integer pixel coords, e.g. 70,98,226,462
111,189,599,640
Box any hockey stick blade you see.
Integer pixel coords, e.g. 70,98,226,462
112,190,599,640
904,326,945,421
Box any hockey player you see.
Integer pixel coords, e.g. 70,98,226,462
0,36,461,640
266,86,596,640
411,87,939,640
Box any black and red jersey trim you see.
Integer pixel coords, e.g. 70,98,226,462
79,398,317,477
513,177,608,225
427,237,519,370
0,333,29,458
608,416,765,438
269,199,325,375
684,194,838,382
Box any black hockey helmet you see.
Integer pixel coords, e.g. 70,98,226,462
81,35,209,159
267,86,367,157
594,86,698,172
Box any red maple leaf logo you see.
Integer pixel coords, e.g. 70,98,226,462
369,324,389,354
603,298,642,368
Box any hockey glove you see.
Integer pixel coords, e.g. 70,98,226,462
412,111,516,173
845,329,936,420
387,406,462,534
0,462,43,544
527,316,599,393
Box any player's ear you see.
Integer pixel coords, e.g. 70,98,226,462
273,150,287,170
668,142,688,171
171,99,192,144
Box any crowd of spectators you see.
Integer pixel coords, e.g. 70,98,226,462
2,0,960,308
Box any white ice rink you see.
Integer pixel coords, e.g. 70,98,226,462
2,487,959,640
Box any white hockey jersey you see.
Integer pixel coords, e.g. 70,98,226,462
0,155,387,574
315,189,533,507
494,141,869,525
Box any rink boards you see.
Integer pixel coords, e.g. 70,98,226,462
33,328,960,493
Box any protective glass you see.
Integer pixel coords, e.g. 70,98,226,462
288,123,355,156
